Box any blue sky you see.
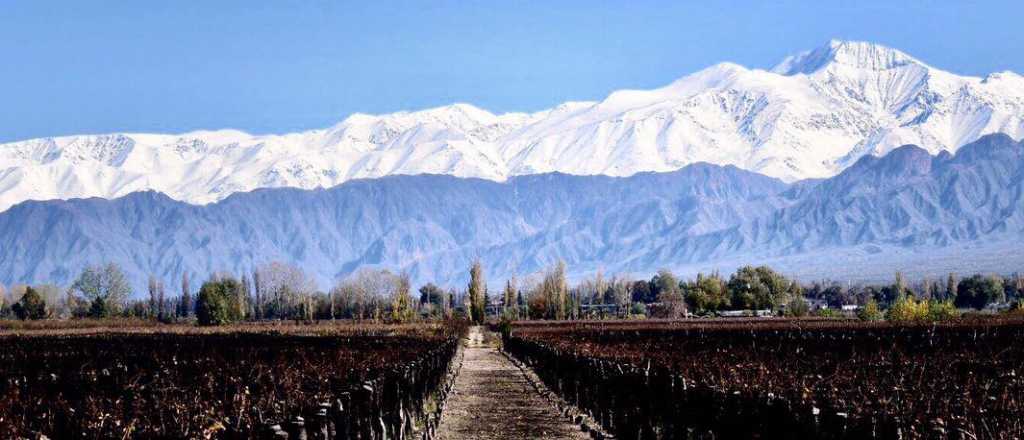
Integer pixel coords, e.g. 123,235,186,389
2,1,1022,142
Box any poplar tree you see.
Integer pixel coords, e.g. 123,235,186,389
148,275,160,319
945,273,958,302
180,272,193,317
468,260,486,323
503,278,517,318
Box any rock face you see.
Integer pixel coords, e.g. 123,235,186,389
2,40,1024,213
0,134,1021,292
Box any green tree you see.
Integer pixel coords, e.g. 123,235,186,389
196,278,245,326
927,300,959,321
468,260,486,323
419,283,445,306
955,274,1005,309
887,295,927,322
858,299,883,321
727,266,796,310
686,272,730,313
89,297,109,318
12,286,47,320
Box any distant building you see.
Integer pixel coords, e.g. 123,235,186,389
718,309,774,318
806,298,829,311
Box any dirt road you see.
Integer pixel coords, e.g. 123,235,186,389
434,326,588,440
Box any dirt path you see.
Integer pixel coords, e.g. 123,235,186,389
435,326,589,440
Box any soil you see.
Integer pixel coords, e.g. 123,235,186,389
435,326,588,440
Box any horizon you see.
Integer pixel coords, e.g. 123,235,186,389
3,1,1024,143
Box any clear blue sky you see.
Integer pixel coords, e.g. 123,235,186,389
2,1,1022,142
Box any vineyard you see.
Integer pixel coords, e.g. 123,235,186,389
0,321,466,439
504,318,1024,439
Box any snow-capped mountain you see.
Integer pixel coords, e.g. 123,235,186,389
2,40,1023,213
1,134,1021,292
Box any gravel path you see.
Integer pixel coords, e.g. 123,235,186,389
435,326,589,440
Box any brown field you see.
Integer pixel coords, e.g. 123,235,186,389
504,317,1024,439
0,319,465,439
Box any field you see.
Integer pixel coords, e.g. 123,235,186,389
0,321,465,439
503,318,1024,439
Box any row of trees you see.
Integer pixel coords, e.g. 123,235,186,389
2,261,1021,324
802,272,1017,310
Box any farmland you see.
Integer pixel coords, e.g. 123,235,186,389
503,318,1024,439
0,321,465,439
4,315,1024,439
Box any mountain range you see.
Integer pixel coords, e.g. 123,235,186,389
2,40,1024,214
1,134,1021,292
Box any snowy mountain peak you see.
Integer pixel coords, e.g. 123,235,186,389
1,41,1023,213
773,40,923,75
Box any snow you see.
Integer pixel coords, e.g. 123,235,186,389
1,40,1023,213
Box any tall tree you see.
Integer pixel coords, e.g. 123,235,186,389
148,275,160,319
540,261,568,320
894,271,907,299
180,272,193,317
503,278,517,318
252,269,263,320
238,273,251,321
391,272,415,322
945,273,958,302
468,260,486,323
157,280,166,322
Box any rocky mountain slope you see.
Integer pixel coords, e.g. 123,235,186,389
1,134,1020,292
2,40,1023,213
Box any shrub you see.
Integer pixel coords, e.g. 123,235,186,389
887,296,928,322
927,300,959,321
629,302,647,317
786,296,810,317
887,296,958,322
814,308,841,318
857,299,883,321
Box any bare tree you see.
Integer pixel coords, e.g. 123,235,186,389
148,275,160,319
331,268,400,320
609,275,633,317
254,262,318,320
538,261,568,320
157,280,166,321
252,269,263,320
71,263,132,317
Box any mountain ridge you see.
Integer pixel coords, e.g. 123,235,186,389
2,40,1024,213
1,134,1020,293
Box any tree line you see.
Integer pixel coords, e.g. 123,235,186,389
2,260,1022,324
